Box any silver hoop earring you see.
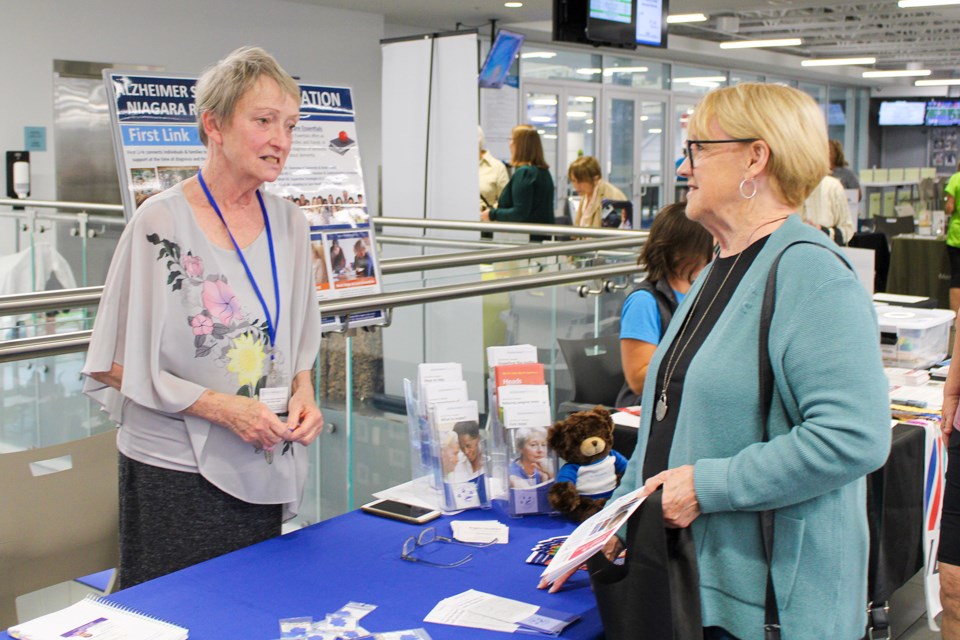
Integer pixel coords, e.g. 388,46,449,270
739,178,758,200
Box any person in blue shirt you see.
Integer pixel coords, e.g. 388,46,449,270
616,202,713,406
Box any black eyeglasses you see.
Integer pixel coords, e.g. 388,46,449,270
685,138,759,170
400,527,497,568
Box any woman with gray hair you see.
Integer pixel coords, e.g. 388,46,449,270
509,426,554,488
83,46,323,587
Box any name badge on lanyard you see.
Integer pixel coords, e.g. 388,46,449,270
198,170,288,417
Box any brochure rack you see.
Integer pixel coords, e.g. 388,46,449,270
402,378,491,513
487,379,558,517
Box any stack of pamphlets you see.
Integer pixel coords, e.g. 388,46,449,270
884,366,930,387
425,590,578,636
416,362,489,511
525,535,571,567
487,344,557,516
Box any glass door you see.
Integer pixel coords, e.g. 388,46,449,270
604,90,665,229
672,98,698,205
523,83,601,222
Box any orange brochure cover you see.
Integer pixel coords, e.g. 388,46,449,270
495,363,545,389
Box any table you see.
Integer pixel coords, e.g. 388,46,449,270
3,505,601,640
1,426,925,640
867,423,924,603
887,234,950,309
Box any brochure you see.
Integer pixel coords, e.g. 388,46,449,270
424,589,578,636
431,400,488,511
8,595,187,640
486,344,538,369
539,486,647,587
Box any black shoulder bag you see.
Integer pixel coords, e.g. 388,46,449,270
587,490,703,640
759,240,852,640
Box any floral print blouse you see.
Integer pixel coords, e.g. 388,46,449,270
83,182,321,515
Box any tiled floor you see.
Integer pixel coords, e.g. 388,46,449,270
888,572,941,639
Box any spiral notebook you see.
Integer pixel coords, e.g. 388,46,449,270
8,594,188,639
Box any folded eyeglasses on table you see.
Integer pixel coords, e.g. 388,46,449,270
400,527,497,568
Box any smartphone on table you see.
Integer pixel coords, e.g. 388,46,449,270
360,499,441,525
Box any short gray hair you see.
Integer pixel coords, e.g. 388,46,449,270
195,46,300,147
514,426,547,450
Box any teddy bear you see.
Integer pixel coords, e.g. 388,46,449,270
547,405,629,522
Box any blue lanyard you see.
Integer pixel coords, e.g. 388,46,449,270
197,170,280,348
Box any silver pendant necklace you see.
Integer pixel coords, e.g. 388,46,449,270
655,215,788,422
655,251,739,422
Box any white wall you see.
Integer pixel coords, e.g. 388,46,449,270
2,0,384,215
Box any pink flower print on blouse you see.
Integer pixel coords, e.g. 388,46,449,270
182,253,204,278
190,313,214,336
202,279,241,325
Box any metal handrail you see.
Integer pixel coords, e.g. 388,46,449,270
0,287,104,315
0,330,94,364
316,262,638,316
0,262,638,362
374,216,638,238
0,209,126,227
0,235,641,317
0,199,645,362
0,197,124,214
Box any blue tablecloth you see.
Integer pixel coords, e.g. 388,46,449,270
4,504,602,639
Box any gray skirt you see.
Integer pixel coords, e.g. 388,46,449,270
118,452,282,589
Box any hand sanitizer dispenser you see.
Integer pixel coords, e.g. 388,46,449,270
6,151,30,199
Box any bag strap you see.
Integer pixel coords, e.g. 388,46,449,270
759,239,852,639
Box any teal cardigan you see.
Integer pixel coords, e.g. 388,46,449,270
611,215,891,640
490,165,555,226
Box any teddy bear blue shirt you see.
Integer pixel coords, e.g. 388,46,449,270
556,450,628,499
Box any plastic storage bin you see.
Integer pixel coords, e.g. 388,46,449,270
877,306,955,369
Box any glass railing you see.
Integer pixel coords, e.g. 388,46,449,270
0,199,646,527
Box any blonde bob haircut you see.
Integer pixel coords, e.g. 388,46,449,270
195,46,300,147
688,83,828,208
568,156,602,182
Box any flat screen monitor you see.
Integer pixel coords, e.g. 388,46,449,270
878,100,926,126
553,0,588,45
925,100,960,127
635,0,668,48
555,0,666,49
478,29,525,89
587,0,637,48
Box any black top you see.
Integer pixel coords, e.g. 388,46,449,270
491,165,556,242
641,237,768,480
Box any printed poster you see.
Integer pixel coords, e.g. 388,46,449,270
104,72,383,332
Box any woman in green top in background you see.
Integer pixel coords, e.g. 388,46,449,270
944,160,960,311
481,124,556,241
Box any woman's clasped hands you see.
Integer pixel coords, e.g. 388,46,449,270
223,389,324,452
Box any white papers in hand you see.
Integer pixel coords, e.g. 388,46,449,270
539,486,647,586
